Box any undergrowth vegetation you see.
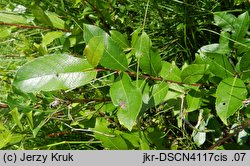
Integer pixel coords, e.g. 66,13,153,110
0,0,250,150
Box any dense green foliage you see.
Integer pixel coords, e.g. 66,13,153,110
0,0,250,150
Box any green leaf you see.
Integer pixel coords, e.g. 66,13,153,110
10,107,23,131
234,39,250,55
84,36,104,67
207,53,234,78
131,27,142,47
219,31,231,54
94,118,128,149
110,73,142,130
74,0,81,5
160,61,181,82
133,32,162,76
148,82,169,107
0,28,11,38
234,0,245,5
232,11,250,41
198,46,234,78
164,83,185,101
101,34,128,71
198,42,230,56
214,12,236,31
134,31,150,58
181,64,208,84
83,24,106,43
25,111,34,129
141,49,162,76
144,127,165,149
46,12,65,29
0,123,6,130
186,87,202,112
83,24,128,70
138,80,151,104
0,13,28,24
0,130,12,149
42,31,63,46
110,30,130,49
120,132,141,149
239,51,250,80
216,77,247,125
13,54,97,92
32,5,53,26
9,134,24,145
139,133,151,150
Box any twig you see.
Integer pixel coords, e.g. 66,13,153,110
95,67,203,87
0,22,71,32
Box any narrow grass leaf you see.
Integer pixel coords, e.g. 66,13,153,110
10,107,23,131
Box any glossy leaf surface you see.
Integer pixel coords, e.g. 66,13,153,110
13,54,96,92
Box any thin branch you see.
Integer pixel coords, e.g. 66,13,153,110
0,22,71,32
95,67,203,87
